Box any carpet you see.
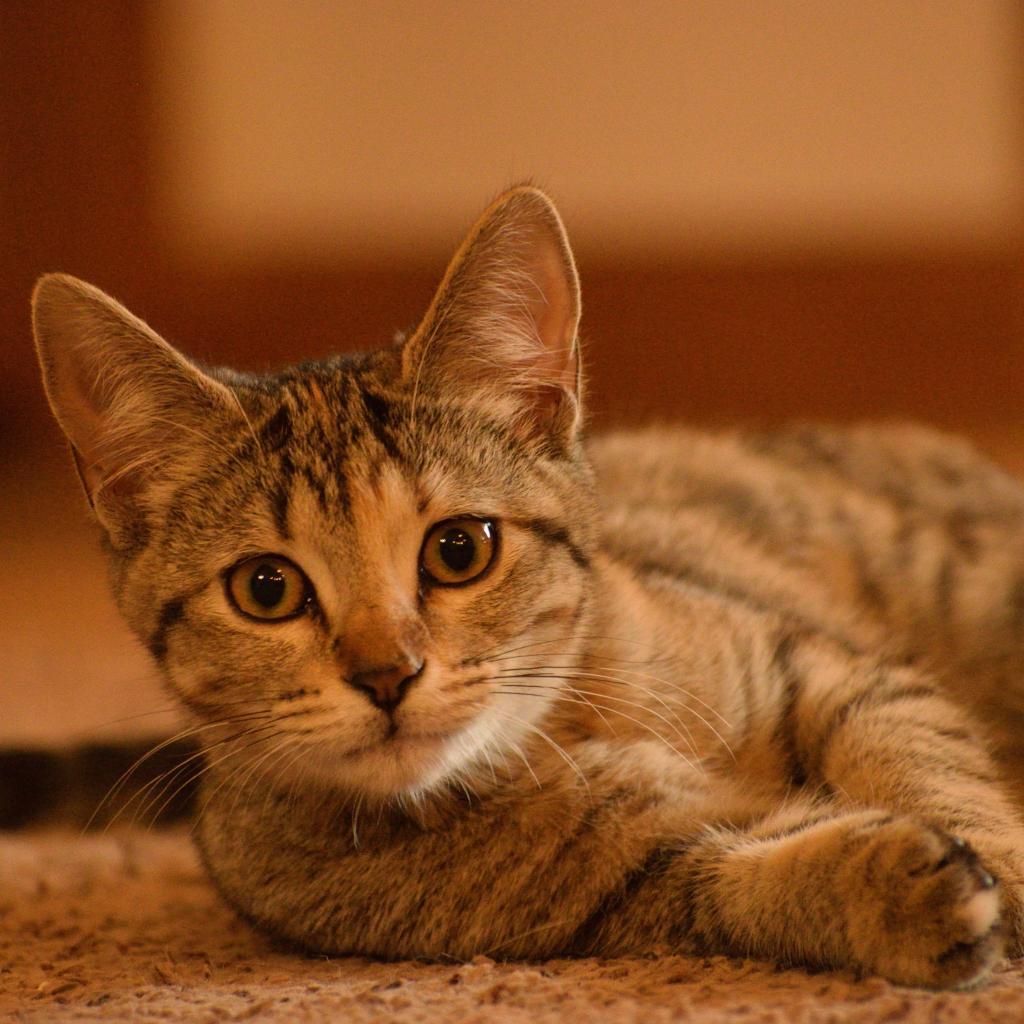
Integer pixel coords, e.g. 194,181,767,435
4,830,1024,1022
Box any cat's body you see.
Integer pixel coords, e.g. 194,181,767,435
593,423,1024,769
31,187,1024,989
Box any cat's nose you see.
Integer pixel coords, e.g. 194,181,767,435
348,657,424,713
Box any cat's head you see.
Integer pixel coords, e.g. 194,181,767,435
32,187,597,799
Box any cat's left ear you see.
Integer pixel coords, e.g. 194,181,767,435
402,186,582,447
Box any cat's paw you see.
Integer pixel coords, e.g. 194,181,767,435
844,819,1003,988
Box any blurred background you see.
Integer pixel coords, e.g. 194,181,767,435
3,0,1024,743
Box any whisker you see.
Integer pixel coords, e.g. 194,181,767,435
494,663,734,760
279,739,322,817
498,678,701,766
496,667,695,745
493,668,702,760
488,707,588,792
128,720,281,830
231,734,312,829
184,741,270,833
498,657,731,729
189,732,296,834
480,746,499,786
351,790,366,849
476,633,676,668
490,725,541,789
494,687,699,771
116,745,213,830
582,662,732,728
497,675,617,734
87,711,273,832
88,704,185,729
225,733,300,825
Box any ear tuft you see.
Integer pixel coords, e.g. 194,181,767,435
402,186,582,445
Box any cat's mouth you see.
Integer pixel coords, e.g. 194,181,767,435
289,727,462,796
338,727,456,763
379,729,452,754
286,709,498,796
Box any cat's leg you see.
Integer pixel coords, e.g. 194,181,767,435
581,797,1004,989
198,742,1002,987
764,628,1024,955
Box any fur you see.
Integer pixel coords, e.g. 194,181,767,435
31,186,1024,988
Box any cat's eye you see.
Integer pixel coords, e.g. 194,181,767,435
226,556,311,621
420,518,497,586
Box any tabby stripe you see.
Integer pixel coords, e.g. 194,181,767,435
568,845,682,953
907,755,998,787
260,405,293,450
148,597,186,660
360,388,403,461
837,508,888,612
933,727,972,743
0,749,63,827
888,517,918,574
512,518,589,570
944,510,980,560
680,481,771,536
891,718,977,746
885,725,994,771
672,843,732,951
630,560,775,619
770,630,808,787
928,808,993,832
270,478,292,541
0,739,199,829
730,636,757,745
1008,576,1024,635
519,599,584,635
277,687,318,702
935,555,956,625
815,681,938,763
300,464,335,515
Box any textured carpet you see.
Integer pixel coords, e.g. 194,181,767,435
4,831,1024,1022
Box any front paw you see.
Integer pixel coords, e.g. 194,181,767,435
844,819,1003,988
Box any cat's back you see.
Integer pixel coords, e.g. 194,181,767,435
591,422,1024,531
589,423,1024,664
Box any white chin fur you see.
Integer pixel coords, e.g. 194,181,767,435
283,715,501,799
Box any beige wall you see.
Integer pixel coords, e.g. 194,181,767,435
154,0,1022,262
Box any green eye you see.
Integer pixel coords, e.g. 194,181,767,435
421,519,497,586
227,556,310,621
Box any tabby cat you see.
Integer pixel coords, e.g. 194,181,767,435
32,187,1024,989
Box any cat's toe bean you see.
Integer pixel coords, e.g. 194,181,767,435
959,885,1000,936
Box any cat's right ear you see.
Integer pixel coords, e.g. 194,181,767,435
32,274,236,546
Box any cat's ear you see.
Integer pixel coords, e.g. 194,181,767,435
402,186,582,446
32,273,237,545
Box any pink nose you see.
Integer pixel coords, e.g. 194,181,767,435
348,658,424,712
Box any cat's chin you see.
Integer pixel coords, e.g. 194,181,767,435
285,719,497,798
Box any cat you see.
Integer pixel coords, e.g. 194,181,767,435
31,185,1024,989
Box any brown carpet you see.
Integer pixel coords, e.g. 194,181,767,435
3,830,1024,1022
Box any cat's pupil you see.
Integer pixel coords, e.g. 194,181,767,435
249,564,286,608
439,529,475,572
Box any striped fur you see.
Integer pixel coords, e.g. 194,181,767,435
31,187,1024,988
